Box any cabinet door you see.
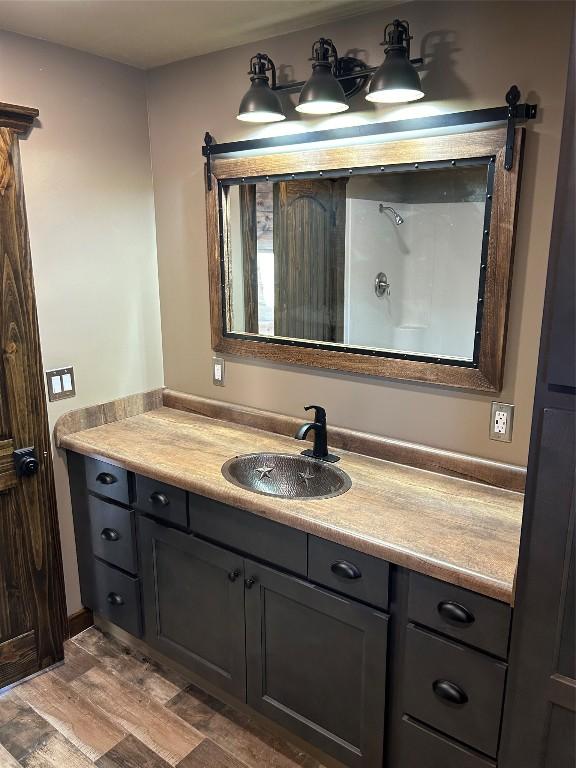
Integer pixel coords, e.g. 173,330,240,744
244,561,389,767
139,516,246,698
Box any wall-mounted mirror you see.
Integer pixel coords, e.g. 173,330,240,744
206,127,524,391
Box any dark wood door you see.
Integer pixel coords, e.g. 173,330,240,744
499,21,575,767
0,121,66,689
244,560,389,767
273,178,347,343
138,516,246,698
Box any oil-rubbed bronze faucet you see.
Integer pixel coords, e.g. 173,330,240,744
295,405,340,463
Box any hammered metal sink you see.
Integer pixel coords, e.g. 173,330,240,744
221,453,351,500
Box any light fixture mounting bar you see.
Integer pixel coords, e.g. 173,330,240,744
203,87,537,163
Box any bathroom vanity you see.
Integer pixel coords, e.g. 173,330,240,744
59,395,522,768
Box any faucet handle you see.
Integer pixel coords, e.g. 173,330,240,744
304,405,326,425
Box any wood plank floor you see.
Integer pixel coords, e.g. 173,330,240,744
0,628,325,768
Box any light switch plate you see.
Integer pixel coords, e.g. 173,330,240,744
46,366,76,402
490,402,514,442
213,357,225,386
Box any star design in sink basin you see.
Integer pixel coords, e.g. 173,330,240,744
255,465,274,480
298,469,316,487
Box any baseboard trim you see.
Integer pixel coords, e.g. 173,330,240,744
67,608,93,639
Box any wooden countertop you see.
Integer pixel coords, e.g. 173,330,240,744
59,406,523,604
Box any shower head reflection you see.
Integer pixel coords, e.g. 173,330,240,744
379,204,404,225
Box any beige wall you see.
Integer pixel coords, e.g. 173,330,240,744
147,0,572,468
0,1,571,614
0,31,164,614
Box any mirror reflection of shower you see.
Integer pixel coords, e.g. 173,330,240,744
379,203,404,225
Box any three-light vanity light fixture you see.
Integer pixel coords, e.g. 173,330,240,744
237,19,424,123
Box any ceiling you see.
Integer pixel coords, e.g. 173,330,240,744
0,0,390,69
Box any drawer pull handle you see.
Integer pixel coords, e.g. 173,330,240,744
149,492,169,506
433,679,468,706
228,569,242,582
106,592,124,606
438,601,475,625
100,528,120,542
331,560,362,580
245,577,258,589
96,472,117,485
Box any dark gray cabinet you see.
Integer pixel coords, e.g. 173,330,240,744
397,717,496,768
68,449,515,768
90,558,142,637
407,573,511,659
138,516,247,698
403,625,506,757
244,560,389,767
88,496,137,574
138,517,389,767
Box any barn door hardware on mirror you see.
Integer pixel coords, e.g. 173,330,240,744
203,89,535,392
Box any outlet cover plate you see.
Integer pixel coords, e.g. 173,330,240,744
490,402,514,442
46,366,76,402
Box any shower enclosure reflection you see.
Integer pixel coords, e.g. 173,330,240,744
223,163,489,362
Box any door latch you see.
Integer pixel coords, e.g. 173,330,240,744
13,447,40,478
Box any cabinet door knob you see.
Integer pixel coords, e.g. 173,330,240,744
228,569,242,582
106,592,124,606
96,472,117,485
432,679,469,705
437,600,475,625
149,492,169,506
330,560,362,580
245,577,258,589
100,528,120,542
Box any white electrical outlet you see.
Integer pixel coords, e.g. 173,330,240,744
494,410,508,434
490,402,514,442
213,357,225,386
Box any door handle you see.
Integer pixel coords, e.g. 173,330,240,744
106,592,124,606
437,601,475,625
149,492,169,506
330,560,362,580
96,472,117,486
228,569,242,582
100,528,120,542
432,679,469,705
245,577,258,589
13,447,39,478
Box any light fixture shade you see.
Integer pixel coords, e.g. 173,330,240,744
366,20,424,104
366,50,424,103
296,62,349,115
237,77,286,122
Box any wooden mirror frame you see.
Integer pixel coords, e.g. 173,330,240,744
205,127,524,392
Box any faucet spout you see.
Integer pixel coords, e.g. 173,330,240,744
295,422,316,441
294,405,340,463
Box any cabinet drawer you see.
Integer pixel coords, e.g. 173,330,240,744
91,559,142,638
308,536,389,609
88,496,137,574
85,457,130,505
135,475,188,529
403,625,507,757
397,716,496,768
408,573,511,658
189,494,307,576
